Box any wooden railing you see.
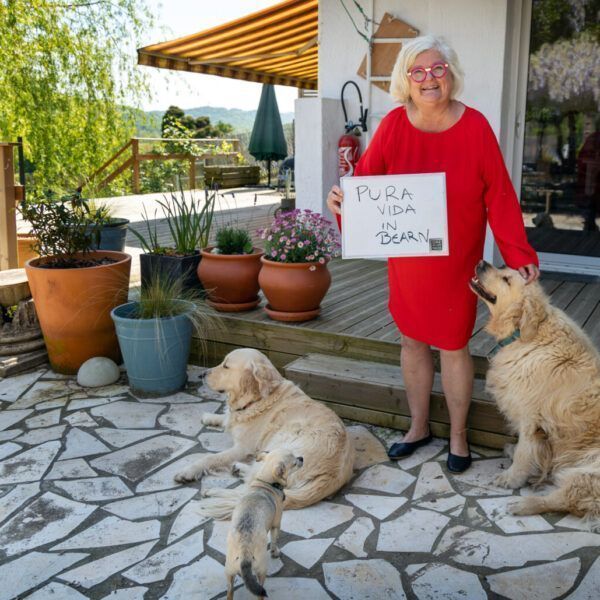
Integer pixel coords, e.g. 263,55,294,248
79,137,241,195
0,142,25,271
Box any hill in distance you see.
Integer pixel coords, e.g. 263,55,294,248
136,105,294,137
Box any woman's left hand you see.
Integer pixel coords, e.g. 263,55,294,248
518,264,540,284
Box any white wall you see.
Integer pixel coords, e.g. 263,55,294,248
295,0,513,252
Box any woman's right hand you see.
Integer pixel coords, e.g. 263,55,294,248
326,185,344,216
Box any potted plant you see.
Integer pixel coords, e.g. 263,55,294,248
84,200,130,252
257,209,341,322
197,226,264,312
111,272,214,396
20,192,131,374
130,188,215,292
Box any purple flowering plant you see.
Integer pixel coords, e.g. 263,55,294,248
257,209,341,264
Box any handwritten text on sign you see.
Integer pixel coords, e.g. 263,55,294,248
341,173,448,259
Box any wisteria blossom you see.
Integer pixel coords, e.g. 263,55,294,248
257,209,341,263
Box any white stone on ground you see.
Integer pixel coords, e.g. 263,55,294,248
67,397,122,411
519,482,559,497
94,427,164,448
159,555,227,599
345,493,408,520
35,396,70,410
197,431,234,452
281,537,335,569
168,499,210,543
53,515,160,550
413,461,454,499
555,514,591,531
88,383,130,397
391,438,446,471
435,525,600,568
347,425,389,469
195,384,226,402
17,424,66,445
417,494,466,515
352,464,416,495
141,391,205,404
486,557,580,600
25,581,88,600
103,487,198,519
565,556,600,599
0,442,21,460
64,411,98,427
187,364,207,382
100,587,148,599
136,453,206,493
0,440,61,484
334,516,374,558
123,532,204,584
199,473,239,495
0,429,21,441
0,369,44,403
451,458,515,496
378,508,450,553
59,540,157,589
410,563,487,600
46,458,97,480
0,492,95,556
60,428,109,459
0,408,32,431
207,519,231,556
0,551,87,600
477,496,553,533
77,357,120,387
0,482,39,523
9,380,72,409
54,476,133,502
90,435,196,481
158,402,221,436
25,408,60,428
323,559,406,599
236,577,331,599
92,400,165,429
281,502,355,538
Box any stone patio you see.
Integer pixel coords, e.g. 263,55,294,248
0,366,599,599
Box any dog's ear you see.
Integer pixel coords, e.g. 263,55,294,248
256,451,269,462
519,292,547,342
252,359,283,400
238,366,260,403
274,461,287,481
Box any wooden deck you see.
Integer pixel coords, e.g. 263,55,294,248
193,257,600,375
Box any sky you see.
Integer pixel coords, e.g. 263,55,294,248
137,0,299,113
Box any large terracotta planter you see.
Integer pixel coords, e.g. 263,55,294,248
258,257,331,322
25,251,131,374
198,247,264,312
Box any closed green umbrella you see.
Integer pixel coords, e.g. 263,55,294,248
249,83,288,186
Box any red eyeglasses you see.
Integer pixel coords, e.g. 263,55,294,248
407,62,449,83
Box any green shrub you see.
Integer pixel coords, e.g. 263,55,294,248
214,227,253,255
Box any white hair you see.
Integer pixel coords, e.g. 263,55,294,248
389,35,464,104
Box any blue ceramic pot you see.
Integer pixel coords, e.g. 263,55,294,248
89,218,130,252
111,300,194,396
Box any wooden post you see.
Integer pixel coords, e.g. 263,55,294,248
189,155,196,190
131,138,140,194
0,143,18,271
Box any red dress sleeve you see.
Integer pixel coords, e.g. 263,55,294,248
480,118,539,269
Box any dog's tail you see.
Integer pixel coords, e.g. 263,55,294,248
199,488,243,520
241,559,267,597
283,472,350,509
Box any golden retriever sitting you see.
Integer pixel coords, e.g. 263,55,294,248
174,348,354,518
470,260,600,523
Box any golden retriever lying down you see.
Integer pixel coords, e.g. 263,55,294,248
470,260,600,523
174,348,354,518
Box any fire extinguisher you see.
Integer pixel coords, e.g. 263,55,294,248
338,80,368,178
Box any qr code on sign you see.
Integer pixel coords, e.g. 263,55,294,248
429,238,443,251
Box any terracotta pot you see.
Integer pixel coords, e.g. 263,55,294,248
198,247,264,311
17,234,39,268
25,251,131,374
258,257,331,322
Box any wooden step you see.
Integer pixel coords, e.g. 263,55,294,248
284,353,514,449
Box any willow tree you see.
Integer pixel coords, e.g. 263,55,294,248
0,0,153,191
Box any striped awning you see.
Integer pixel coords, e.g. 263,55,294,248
137,0,318,90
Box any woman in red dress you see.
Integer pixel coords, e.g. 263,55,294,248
327,35,539,472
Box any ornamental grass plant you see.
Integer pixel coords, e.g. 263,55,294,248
258,209,341,264
213,227,253,255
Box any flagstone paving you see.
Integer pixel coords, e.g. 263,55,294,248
0,366,599,599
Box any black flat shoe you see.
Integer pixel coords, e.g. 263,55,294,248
388,433,433,460
447,450,472,473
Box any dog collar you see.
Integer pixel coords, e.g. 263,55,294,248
255,479,286,501
488,329,521,359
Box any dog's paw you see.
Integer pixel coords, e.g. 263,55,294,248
494,470,526,490
174,469,201,484
270,547,281,559
507,497,539,516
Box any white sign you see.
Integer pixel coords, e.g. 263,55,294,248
341,173,448,259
